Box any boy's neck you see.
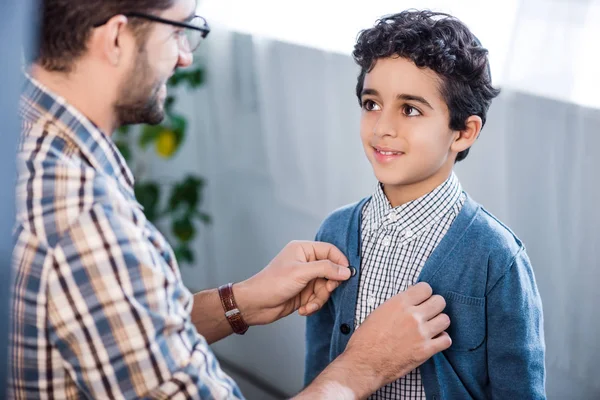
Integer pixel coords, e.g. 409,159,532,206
382,169,454,208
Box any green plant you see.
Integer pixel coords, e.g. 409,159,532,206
114,65,210,265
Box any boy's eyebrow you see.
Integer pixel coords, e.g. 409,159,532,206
361,88,435,110
361,88,379,97
397,94,434,110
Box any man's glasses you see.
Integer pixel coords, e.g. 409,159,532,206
94,12,210,53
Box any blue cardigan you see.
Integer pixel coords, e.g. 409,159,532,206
305,194,546,399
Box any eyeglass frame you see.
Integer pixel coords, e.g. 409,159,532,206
93,12,210,52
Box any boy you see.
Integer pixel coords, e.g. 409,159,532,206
305,10,546,399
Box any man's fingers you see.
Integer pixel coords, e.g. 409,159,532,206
425,312,451,338
326,279,340,292
418,294,447,321
297,260,351,283
403,282,434,306
298,305,310,315
296,241,349,266
299,279,336,316
298,278,341,317
303,299,327,316
299,280,315,306
428,331,453,354
298,298,323,316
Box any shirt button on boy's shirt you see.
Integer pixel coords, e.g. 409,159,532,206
382,236,391,247
403,228,414,239
367,296,376,307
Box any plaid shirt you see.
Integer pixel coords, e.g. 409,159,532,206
9,76,243,399
357,173,465,399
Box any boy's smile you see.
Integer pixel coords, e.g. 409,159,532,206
372,145,406,163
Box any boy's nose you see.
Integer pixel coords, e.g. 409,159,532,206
373,116,398,138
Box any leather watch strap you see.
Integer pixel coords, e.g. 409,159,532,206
218,283,249,335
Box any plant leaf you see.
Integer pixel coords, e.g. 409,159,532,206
134,182,160,222
168,70,186,88
190,68,204,88
174,245,194,264
196,211,212,225
172,217,195,243
170,114,187,136
139,125,164,149
164,96,176,114
115,140,132,162
167,175,205,213
117,125,131,135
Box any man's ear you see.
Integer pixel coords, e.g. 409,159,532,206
90,15,129,66
451,115,482,154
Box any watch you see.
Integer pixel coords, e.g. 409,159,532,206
218,283,249,335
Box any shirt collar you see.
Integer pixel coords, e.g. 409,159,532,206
21,74,135,195
367,172,463,237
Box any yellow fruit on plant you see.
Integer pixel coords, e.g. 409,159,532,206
156,129,177,158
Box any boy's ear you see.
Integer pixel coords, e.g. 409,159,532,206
451,115,482,154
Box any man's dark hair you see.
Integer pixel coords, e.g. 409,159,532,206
37,0,175,73
353,10,500,162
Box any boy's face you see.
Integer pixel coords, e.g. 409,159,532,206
360,56,458,192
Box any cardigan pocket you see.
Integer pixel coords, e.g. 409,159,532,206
444,291,486,352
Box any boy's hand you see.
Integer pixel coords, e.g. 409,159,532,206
234,241,351,326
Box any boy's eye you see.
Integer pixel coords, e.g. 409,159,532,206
173,28,185,37
403,105,421,117
362,99,381,111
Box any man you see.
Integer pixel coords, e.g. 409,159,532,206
11,0,452,398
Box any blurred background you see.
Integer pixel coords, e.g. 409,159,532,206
2,0,599,399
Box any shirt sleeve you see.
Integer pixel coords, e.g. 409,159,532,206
486,248,546,398
46,201,244,399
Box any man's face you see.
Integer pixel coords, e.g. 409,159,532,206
359,56,457,189
114,0,196,126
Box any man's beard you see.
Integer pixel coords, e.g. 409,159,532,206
114,50,166,127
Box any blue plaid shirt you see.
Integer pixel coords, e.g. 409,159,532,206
10,75,243,399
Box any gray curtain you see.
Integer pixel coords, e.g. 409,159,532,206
0,0,36,394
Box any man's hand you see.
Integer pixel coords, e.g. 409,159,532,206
234,241,351,326
344,282,451,389
296,282,451,399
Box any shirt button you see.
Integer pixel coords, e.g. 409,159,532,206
404,228,413,239
349,266,357,277
340,323,351,335
367,296,376,307
388,213,399,222
382,236,391,247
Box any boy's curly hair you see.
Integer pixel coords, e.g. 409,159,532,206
353,10,500,161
